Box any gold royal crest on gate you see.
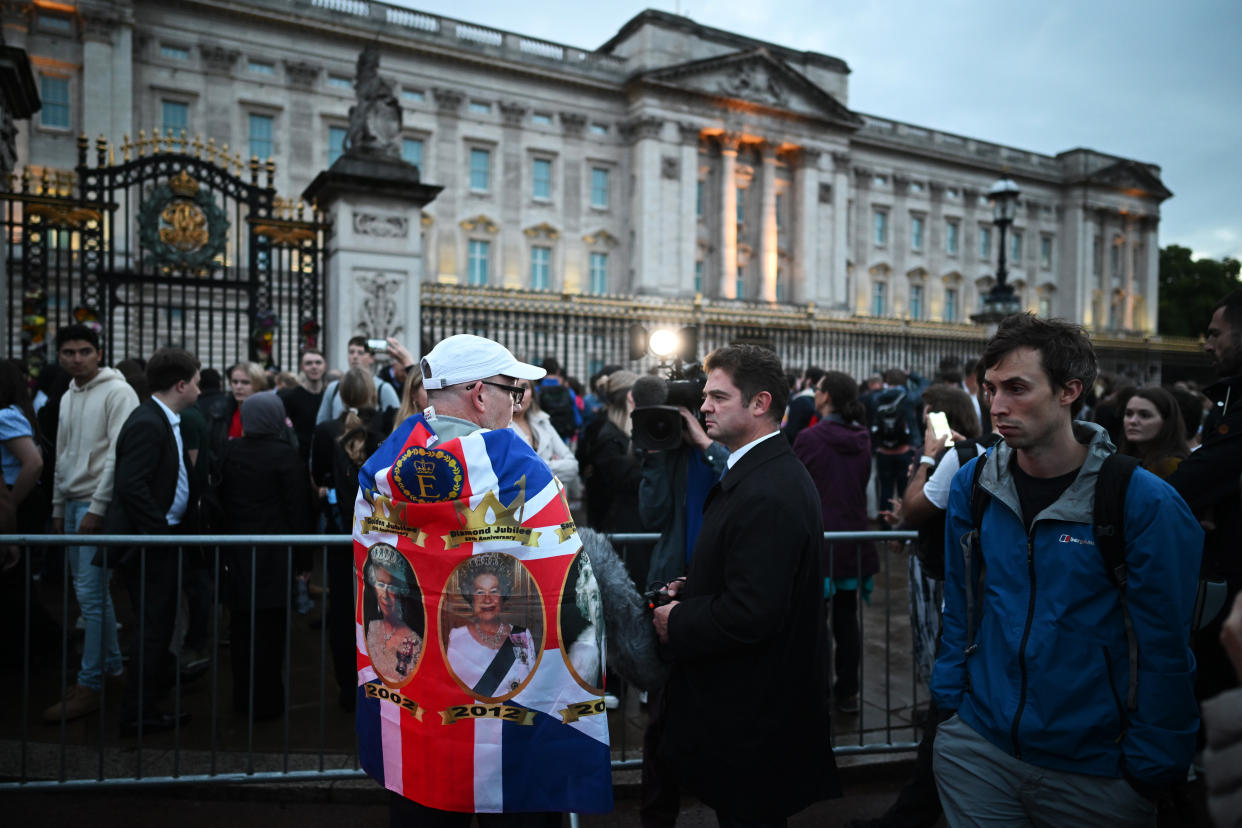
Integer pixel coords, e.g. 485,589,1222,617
137,170,230,273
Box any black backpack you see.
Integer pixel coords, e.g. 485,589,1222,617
539,384,576,439
871,387,912,450
915,437,997,580
960,449,1141,709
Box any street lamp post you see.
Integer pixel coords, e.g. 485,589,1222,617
972,176,1023,326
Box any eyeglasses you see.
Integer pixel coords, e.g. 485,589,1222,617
474,380,526,407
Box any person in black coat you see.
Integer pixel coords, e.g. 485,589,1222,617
218,392,315,720
105,349,202,735
652,345,839,825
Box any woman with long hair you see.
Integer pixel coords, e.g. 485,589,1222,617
0,360,45,534
509,377,581,500
1118,386,1190,480
793,370,874,714
205,361,268,473
309,367,383,709
577,370,640,531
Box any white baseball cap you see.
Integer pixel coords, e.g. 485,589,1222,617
420,334,546,389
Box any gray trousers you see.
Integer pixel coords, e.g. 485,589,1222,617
932,714,1155,827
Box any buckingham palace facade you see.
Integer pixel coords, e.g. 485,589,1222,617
13,0,1170,338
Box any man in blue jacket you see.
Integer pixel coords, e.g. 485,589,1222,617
932,314,1202,825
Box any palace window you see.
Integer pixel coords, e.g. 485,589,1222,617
470,148,492,192
530,245,551,290
161,101,189,134
873,209,888,246
590,167,609,209
911,215,924,251
532,158,552,201
328,126,346,165
946,221,960,255
40,76,70,129
248,113,273,160
589,252,608,295
402,138,423,169
910,284,923,320
872,282,888,316
467,239,490,286
979,226,992,259
944,288,958,322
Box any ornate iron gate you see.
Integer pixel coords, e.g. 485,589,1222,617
4,133,325,372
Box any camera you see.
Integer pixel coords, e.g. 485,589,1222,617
630,363,706,452
644,586,674,612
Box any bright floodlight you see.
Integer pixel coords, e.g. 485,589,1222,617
649,328,681,359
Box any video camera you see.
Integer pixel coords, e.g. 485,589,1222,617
630,361,707,452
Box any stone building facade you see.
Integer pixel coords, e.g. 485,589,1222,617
12,0,1171,333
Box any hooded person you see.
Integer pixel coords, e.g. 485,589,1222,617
218,390,315,720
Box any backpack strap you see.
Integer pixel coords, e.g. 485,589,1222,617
1094,452,1141,710
952,439,977,470
962,450,990,657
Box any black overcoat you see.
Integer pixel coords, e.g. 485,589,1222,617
659,434,840,819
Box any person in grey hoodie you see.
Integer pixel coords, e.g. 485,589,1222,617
42,324,139,723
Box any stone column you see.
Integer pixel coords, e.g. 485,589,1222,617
79,9,116,144
1122,214,1136,330
851,164,872,314
718,133,740,298
1142,215,1160,333
678,123,701,295
758,143,779,302
793,147,820,305
304,156,442,370
892,173,910,318
625,116,664,294
560,112,586,292
431,88,463,282
499,101,527,289
830,151,850,310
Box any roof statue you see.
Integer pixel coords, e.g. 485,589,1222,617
344,43,402,160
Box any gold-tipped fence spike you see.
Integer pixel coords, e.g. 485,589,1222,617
39,166,51,195
234,151,243,176
20,166,30,193
77,133,89,153
192,134,203,159
96,134,107,166
265,158,275,190
137,130,146,156
296,199,305,220
179,129,187,152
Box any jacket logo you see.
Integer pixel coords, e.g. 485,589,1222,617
1058,533,1096,546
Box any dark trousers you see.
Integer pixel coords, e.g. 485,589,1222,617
230,607,286,719
830,589,860,699
120,548,180,721
640,683,680,828
875,451,914,515
325,544,357,707
389,792,561,827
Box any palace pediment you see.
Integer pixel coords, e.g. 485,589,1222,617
1082,160,1172,201
636,48,862,129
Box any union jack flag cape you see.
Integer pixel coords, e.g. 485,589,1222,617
352,413,612,814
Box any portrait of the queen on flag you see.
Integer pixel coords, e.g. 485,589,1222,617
352,395,613,815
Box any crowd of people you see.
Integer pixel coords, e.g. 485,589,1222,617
3,288,1242,826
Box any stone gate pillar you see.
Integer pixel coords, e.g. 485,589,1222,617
303,155,442,371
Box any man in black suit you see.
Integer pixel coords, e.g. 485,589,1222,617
652,344,839,827
106,348,201,736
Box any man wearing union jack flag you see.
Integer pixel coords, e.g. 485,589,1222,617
352,334,612,826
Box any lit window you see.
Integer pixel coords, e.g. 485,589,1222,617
40,75,70,129
911,216,924,251
469,101,490,114
467,239,490,286
872,282,887,316
532,112,553,126
946,221,960,255
1011,230,1023,263
402,88,425,102
161,44,190,60
328,75,352,90
161,101,188,134
470,148,491,191
247,60,275,75
589,123,608,135
249,113,273,159
910,284,923,320
1040,235,1053,270
694,260,703,294
589,252,608,295
402,138,423,169
328,126,347,165
590,167,609,209
980,226,992,258
944,288,958,322
873,209,888,246
530,245,551,290
532,158,551,200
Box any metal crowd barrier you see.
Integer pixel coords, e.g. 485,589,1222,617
0,530,922,791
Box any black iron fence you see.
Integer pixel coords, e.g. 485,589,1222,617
0,531,921,792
